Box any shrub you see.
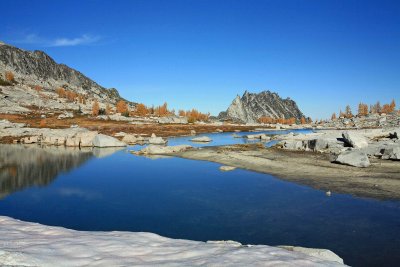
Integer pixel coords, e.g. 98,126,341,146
34,85,42,92
0,77,12,86
92,100,100,116
5,71,14,82
39,119,47,128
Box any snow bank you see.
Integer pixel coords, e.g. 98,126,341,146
0,216,345,266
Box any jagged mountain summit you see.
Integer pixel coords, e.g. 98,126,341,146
0,41,124,103
219,90,305,123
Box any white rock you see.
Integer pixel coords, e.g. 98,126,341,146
333,150,370,168
381,146,400,160
342,131,369,148
190,136,212,142
57,112,74,119
76,131,98,147
93,134,127,147
245,134,270,140
140,145,192,154
219,166,237,171
22,136,38,144
148,134,167,145
121,134,138,144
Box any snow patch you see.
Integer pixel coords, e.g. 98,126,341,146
0,216,346,266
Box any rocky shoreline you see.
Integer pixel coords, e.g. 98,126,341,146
135,127,400,200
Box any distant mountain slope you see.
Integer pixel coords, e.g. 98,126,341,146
219,90,304,123
0,42,125,104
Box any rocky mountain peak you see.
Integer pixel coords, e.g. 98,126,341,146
0,43,128,105
219,90,305,123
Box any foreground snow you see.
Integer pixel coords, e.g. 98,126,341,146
0,216,345,266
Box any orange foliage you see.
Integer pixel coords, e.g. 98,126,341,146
154,102,169,117
34,85,42,92
5,71,14,82
382,104,391,114
178,110,186,117
300,117,306,124
92,100,100,116
135,103,149,116
357,103,368,116
39,119,47,128
55,87,66,98
116,100,128,114
185,109,210,123
258,116,297,125
331,113,337,120
65,91,77,102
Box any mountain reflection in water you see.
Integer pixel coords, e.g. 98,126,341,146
0,145,100,199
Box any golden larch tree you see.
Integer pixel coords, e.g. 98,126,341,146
116,100,128,114
92,100,100,116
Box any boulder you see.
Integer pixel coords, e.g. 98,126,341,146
93,134,127,147
77,131,98,147
216,129,223,133
65,137,80,147
381,146,400,160
57,112,74,120
245,134,270,140
41,136,66,146
190,130,196,136
140,145,192,154
282,140,304,150
148,134,167,145
190,136,212,142
219,166,237,171
122,134,138,144
332,150,370,168
342,131,369,148
22,136,38,144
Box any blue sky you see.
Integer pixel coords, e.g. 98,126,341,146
1,0,399,118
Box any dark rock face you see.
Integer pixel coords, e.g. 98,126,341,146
219,90,305,123
0,42,123,103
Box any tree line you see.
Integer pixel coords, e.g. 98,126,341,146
258,116,312,125
92,101,211,122
331,100,396,120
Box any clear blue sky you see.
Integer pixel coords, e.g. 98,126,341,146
1,0,399,118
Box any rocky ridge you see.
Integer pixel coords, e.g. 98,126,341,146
0,41,132,112
219,90,305,123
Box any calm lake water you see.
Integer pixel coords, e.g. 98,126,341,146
0,130,399,267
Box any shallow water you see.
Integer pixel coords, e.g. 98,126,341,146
0,132,399,267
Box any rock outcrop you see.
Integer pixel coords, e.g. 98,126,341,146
190,136,212,142
332,150,371,168
219,90,304,123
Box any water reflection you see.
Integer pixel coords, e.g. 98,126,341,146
0,145,94,199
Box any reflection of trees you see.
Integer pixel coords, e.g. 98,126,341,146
0,145,93,199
